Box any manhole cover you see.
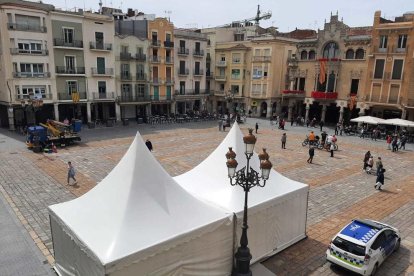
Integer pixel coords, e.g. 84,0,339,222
9,152,18,154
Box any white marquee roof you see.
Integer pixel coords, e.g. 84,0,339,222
49,133,232,267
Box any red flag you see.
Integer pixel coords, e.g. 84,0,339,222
319,60,326,84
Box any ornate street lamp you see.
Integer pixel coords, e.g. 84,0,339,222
225,128,272,276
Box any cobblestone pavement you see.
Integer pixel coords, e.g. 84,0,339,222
0,119,413,275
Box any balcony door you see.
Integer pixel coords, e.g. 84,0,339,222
63,28,74,44
67,81,78,95
179,81,185,95
65,56,75,72
95,32,104,49
98,81,106,98
97,57,105,74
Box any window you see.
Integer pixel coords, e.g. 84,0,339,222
98,81,106,97
254,49,260,56
231,85,239,94
195,42,200,52
97,57,105,74
371,232,386,250
121,45,128,53
252,67,262,79
327,72,336,92
32,64,44,74
20,86,46,99
264,49,270,56
166,33,171,42
137,47,144,55
392,59,404,80
379,35,388,49
179,81,185,94
195,81,200,94
300,50,308,60
232,53,241,63
252,84,260,93
67,81,78,95
121,64,130,77
63,28,74,44
355,49,365,59
17,42,42,53
95,32,103,46
350,79,359,94
231,69,240,79
333,237,366,256
179,40,185,48
374,59,385,79
345,49,354,59
219,83,225,91
220,56,226,61
323,42,339,59
179,60,186,74
195,62,200,74
136,84,145,97
136,64,144,75
398,35,407,49
65,56,75,70
20,63,31,74
263,65,268,77
121,84,131,93
299,78,306,91
308,50,316,60
151,32,158,41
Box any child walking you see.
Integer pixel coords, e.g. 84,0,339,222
67,161,77,185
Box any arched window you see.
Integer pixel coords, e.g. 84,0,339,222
300,50,308,60
323,42,339,59
345,49,354,59
308,50,316,60
355,48,365,59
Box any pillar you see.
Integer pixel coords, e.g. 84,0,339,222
338,106,344,123
171,101,176,114
212,99,217,113
276,101,282,116
115,103,121,121
146,104,151,116
321,104,327,122
287,104,293,122
266,100,272,118
86,102,92,123
54,103,59,122
305,103,310,123
7,106,15,131
401,108,407,120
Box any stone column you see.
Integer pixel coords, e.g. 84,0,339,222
54,103,59,122
338,106,344,123
146,104,152,116
171,101,176,114
86,102,92,123
266,100,272,118
305,103,310,123
275,100,282,116
115,103,121,122
7,106,15,131
287,104,293,122
401,108,407,120
321,104,327,122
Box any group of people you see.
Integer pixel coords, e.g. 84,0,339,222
363,151,386,190
386,134,408,152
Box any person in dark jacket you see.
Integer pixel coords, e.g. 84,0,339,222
363,151,371,171
307,146,315,163
375,168,385,190
145,139,153,151
255,122,259,134
281,133,287,149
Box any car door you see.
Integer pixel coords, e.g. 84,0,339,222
382,230,397,257
370,232,386,265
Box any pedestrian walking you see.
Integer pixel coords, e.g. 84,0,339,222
255,122,259,134
306,118,310,128
67,161,77,185
363,151,371,171
218,119,223,131
330,143,334,157
319,120,324,131
400,135,407,150
392,136,398,152
375,157,383,176
386,135,392,150
334,123,339,135
307,146,315,163
374,168,386,190
340,124,344,136
281,133,287,149
290,119,294,127
145,139,153,151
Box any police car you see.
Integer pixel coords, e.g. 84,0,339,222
326,219,400,275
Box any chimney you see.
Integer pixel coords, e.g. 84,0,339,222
127,8,135,17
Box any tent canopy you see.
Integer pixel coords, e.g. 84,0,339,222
350,116,385,125
381,118,414,127
49,133,233,275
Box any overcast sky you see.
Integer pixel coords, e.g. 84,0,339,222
47,0,412,31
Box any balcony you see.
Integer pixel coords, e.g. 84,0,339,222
206,71,214,79
165,56,174,64
150,78,162,85
193,69,204,76
175,89,210,97
282,90,305,97
311,91,338,100
56,66,85,75
120,73,132,81
178,47,189,55
252,56,271,62
7,23,47,33
13,72,51,78
58,92,87,101
135,53,146,61
164,41,174,48
165,78,174,85
91,68,114,76
16,93,53,100
216,60,227,67
150,55,161,63
136,73,147,81
53,39,83,49
178,68,189,76
193,49,204,57
120,92,151,103
92,92,115,100
151,94,172,101
10,48,48,55
215,75,226,81
151,40,161,47
89,42,112,51
120,52,133,60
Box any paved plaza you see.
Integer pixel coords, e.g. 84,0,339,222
0,119,413,275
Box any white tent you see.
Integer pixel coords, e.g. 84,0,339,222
174,123,309,263
382,118,414,128
350,116,385,125
49,133,234,276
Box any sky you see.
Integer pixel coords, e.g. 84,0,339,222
46,0,413,32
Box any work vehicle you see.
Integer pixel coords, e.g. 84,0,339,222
326,219,400,275
26,120,81,152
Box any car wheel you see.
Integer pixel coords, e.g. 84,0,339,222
394,239,401,252
371,263,378,276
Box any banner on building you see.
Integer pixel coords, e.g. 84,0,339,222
319,60,327,84
349,95,357,110
71,91,80,103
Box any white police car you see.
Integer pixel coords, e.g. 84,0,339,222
326,219,400,275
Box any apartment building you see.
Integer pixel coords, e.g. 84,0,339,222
115,18,150,120
0,0,54,129
174,29,208,114
148,17,174,115
291,13,371,124
364,11,414,121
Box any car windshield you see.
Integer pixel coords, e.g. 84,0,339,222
333,237,366,256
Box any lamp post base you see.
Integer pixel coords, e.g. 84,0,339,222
232,246,252,276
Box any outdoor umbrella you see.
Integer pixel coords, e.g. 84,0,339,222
350,116,385,125
382,118,414,128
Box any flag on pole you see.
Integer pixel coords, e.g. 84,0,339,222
319,60,327,84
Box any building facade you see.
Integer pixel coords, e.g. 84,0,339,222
173,29,208,114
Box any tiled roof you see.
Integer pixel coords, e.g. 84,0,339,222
347,27,372,36
278,29,317,39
